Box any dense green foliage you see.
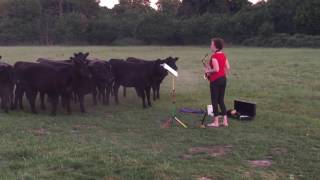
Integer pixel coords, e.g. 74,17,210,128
0,0,319,46
0,46,319,179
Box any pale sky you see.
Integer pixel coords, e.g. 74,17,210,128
100,0,261,9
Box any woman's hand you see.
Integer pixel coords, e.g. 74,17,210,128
204,67,213,76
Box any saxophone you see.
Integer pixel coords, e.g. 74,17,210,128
201,53,210,80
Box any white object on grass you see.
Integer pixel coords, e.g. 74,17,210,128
207,104,214,117
161,63,178,77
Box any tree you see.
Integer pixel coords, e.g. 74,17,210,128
135,13,180,44
157,0,181,15
178,0,248,16
114,0,152,14
227,0,251,14
177,0,209,16
266,0,302,34
294,0,320,35
0,0,42,44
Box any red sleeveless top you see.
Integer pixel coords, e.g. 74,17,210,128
209,51,227,82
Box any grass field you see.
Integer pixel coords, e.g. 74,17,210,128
0,46,319,180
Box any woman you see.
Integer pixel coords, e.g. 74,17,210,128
204,38,230,127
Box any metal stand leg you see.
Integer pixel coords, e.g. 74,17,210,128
162,76,187,128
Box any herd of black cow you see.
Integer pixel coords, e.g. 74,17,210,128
0,53,178,115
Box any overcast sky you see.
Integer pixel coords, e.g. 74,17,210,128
100,0,261,9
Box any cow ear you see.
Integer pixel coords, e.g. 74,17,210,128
84,52,89,57
0,56,2,60
174,57,179,62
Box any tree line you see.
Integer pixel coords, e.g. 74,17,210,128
0,0,319,47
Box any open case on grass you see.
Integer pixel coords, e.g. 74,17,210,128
228,100,256,120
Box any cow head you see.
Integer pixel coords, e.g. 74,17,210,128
163,56,179,70
88,60,114,85
70,52,92,79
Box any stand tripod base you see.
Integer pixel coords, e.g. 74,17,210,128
161,116,188,128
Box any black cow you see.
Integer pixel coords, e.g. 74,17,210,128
0,62,14,113
14,54,91,115
88,59,114,105
37,55,113,106
37,53,89,105
126,56,179,100
14,62,70,115
109,59,163,108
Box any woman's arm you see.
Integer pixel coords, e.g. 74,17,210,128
225,59,230,75
204,58,219,74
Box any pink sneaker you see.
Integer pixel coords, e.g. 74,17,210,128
207,122,220,128
222,118,229,127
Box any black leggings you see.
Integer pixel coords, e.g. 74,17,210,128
210,77,227,117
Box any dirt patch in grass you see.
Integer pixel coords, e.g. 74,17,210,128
197,176,213,180
104,176,122,180
181,145,233,160
151,143,167,155
29,128,49,136
105,113,114,119
243,171,254,178
271,147,288,156
161,118,173,128
72,124,98,130
248,160,272,168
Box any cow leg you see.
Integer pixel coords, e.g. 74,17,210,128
1,94,9,113
0,96,4,110
73,92,78,103
61,93,71,114
40,92,46,110
157,83,160,99
146,87,152,107
105,85,111,105
13,85,22,110
26,91,37,114
138,88,147,108
114,83,120,105
2,98,8,113
99,85,106,103
110,86,114,96
92,88,97,106
152,84,157,101
65,96,71,115
99,86,107,105
123,86,126,97
10,85,14,110
18,91,24,110
98,87,102,101
19,91,24,110
49,95,58,116
79,94,86,113
61,96,66,110
4,99,9,113
4,87,11,113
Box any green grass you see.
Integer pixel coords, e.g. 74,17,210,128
0,46,319,179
